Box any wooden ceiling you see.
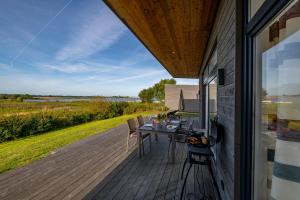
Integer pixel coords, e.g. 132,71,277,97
105,0,219,78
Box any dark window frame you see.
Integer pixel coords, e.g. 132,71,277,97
201,47,218,131
240,0,293,200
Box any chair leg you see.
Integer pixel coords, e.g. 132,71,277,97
149,135,151,151
181,157,188,179
137,133,142,158
180,163,193,200
142,139,145,155
126,135,130,152
135,136,138,146
155,133,158,141
167,139,171,157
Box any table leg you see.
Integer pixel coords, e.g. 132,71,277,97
138,130,142,158
171,134,175,163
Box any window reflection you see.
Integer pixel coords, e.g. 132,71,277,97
254,1,300,199
209,78,217,121
250,0,266,19
208,78,217,159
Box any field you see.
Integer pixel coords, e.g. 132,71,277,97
0,99,164,173
0,99,166,142
262,100,300,131
0,100,87,116
0,111,156,173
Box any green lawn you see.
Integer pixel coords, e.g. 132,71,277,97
0,111,156,174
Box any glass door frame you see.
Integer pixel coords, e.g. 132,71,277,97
241,0,293,200
202,67,217,133
203,75,217,133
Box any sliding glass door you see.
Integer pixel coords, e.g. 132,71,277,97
204,77,217,133
253,1,300,199
208,78,217,127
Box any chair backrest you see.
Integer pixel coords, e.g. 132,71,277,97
137,115,144,127
169,114,180,120
187,119,194,131
127,119,137,134
210,118,223,144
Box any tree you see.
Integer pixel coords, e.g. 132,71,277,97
153,79,176,102
138,79,176,103
23,94,33,99
16,97,23,102
138,88,154,103
261,88,268,98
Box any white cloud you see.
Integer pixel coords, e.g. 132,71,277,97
0,73,151,96
40,61,121,74
110,70,167,83
0,63,15,71
71,69,168,83
55,6,126,61
0,63,9,69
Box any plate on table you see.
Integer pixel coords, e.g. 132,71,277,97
144,123,152,127
167,125,177,129
170,120,180,124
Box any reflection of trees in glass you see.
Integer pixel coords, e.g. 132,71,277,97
262,88,268,99
254,2,300,199
208,78,217,120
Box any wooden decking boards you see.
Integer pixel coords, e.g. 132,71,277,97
0,124,218,200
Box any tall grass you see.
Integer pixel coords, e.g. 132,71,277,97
0,100,167,142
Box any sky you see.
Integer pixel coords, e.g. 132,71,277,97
262,30,300,96
0,0,198,97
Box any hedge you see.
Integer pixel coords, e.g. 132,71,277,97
0,102,167,143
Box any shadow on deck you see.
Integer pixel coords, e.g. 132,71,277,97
85,136,218,200
0,124,218,200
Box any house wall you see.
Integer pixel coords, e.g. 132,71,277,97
200,0,239,199
164,84,199,111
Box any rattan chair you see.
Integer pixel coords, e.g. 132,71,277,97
137,115,145,127
167,119,195,156
137,115,158,141
127,118,151,154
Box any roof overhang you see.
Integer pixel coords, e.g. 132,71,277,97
104,0,219,78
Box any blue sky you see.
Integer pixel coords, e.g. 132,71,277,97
0,0,198,96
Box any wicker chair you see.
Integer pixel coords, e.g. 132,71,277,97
137,115,158,141
167,119,195,156
127,118,151,154
137,115,145,127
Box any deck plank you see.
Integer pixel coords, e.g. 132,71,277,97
133,141,168,200
0,126,125,185
0,125,218,200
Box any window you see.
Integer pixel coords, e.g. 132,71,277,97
253,1,300,199
202,49,218,131
208,50,218,74
208,78,217,123
208,77,217,159
204,78,218,132
249,0,266,19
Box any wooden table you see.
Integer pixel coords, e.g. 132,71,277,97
138,123,179,163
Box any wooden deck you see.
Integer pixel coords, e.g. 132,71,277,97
0,124,218,200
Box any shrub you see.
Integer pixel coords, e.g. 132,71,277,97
0,101,167,143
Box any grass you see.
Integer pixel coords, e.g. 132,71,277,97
176,111,199,117
0,100,91,115
0,111,156,174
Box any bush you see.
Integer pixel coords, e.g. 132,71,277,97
0,102,167,143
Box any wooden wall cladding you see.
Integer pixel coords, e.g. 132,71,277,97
105,0,219,78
